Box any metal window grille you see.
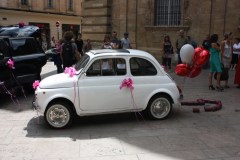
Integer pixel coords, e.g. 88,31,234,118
47,0,53,8
21,0,28,5
68,0,73,11
154,0,180,26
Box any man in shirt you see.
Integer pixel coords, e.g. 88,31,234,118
176,30,188,64
121,32,132,49
111,31,122,49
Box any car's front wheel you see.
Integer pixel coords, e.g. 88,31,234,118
45,102,73,129
146,95,172,120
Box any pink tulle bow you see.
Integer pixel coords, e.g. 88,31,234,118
18,22,25,28
6,59,15,69
64,67,76,77
32,80,39,89
120,78,134,91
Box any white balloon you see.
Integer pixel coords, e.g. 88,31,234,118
180,44,194,64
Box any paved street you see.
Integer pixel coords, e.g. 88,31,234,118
0,62,240,160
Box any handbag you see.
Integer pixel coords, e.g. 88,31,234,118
214,63,229,81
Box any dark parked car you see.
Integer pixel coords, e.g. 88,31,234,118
0,36,47,93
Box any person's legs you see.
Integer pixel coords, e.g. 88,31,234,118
208,72,214,90
168,58,172,69
178,53,182,64
162,57,167,67
216,72,224,91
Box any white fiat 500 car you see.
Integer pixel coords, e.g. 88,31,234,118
33,49,181,128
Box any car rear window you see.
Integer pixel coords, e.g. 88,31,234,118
130,57,157,76
11,38,43,56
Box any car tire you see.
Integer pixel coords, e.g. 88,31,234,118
146,94,172,120
44,102,73,129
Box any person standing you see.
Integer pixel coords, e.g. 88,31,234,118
234,51,240,88
84,39,92,52
121,32,132,49
54,39,63,73
61,31,81,69
202,34,211,69
233,37,240,88
101,34,112,49
162,35,173,70
231,38,240,70
220,32,233,88
187,35,197,48
50,36,56,48
176,30,188,64
75,33,84,56
111,31,121,49
208,34,223,91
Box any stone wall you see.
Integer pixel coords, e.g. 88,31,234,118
81,0,240,61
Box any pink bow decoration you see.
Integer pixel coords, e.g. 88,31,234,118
64,67,76,77
18,22,25,28
120,78,134,91
6,59,15,69
32,80,39,90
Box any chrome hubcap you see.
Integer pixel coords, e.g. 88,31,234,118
47,105,70,128
151,98,170,119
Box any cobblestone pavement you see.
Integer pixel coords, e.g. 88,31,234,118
0,62,240,160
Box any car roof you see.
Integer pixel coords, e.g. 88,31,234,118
88,49,155,59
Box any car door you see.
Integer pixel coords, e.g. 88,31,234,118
78,57,132,112
10,38,46,83
0,39,12,84
129,57,160,109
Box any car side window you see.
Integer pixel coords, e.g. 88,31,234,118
0,39,10,57
11,38,42,56
86,58,126,76
130,57,157,76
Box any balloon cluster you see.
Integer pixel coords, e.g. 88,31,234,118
175,44,209,78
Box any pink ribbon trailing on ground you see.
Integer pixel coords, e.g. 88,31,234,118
6,59,15,69
64,67,76,77
120,78,144,120
32,80,40,90
0,81,19,105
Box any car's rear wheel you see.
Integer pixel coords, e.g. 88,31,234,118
146,95,172,120
45,102,73,129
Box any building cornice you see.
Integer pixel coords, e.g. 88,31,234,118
0,7,81,17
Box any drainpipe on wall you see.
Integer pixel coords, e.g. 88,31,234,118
209,0,213,35
135,0,138,49
223,0,228,35
126,0,128,32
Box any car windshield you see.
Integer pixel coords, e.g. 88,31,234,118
75,54,90,71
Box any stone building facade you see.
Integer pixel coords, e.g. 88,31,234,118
82,0,240,61
0,0,82,50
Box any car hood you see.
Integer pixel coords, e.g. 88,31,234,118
39,73,78,89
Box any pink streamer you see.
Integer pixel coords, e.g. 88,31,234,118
120,78,144,120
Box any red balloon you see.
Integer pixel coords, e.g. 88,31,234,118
192,47,203,64
188,67,201,78
174,64,191,77
195,50,210,67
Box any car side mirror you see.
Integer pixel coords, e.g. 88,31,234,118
0,53,4,60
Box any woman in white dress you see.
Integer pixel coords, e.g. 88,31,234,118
220,32,233,88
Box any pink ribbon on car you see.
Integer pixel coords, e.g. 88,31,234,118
6,59,15,69
120,78,134,91
64,67,76,77
120,78,144,120
32,80,40,89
